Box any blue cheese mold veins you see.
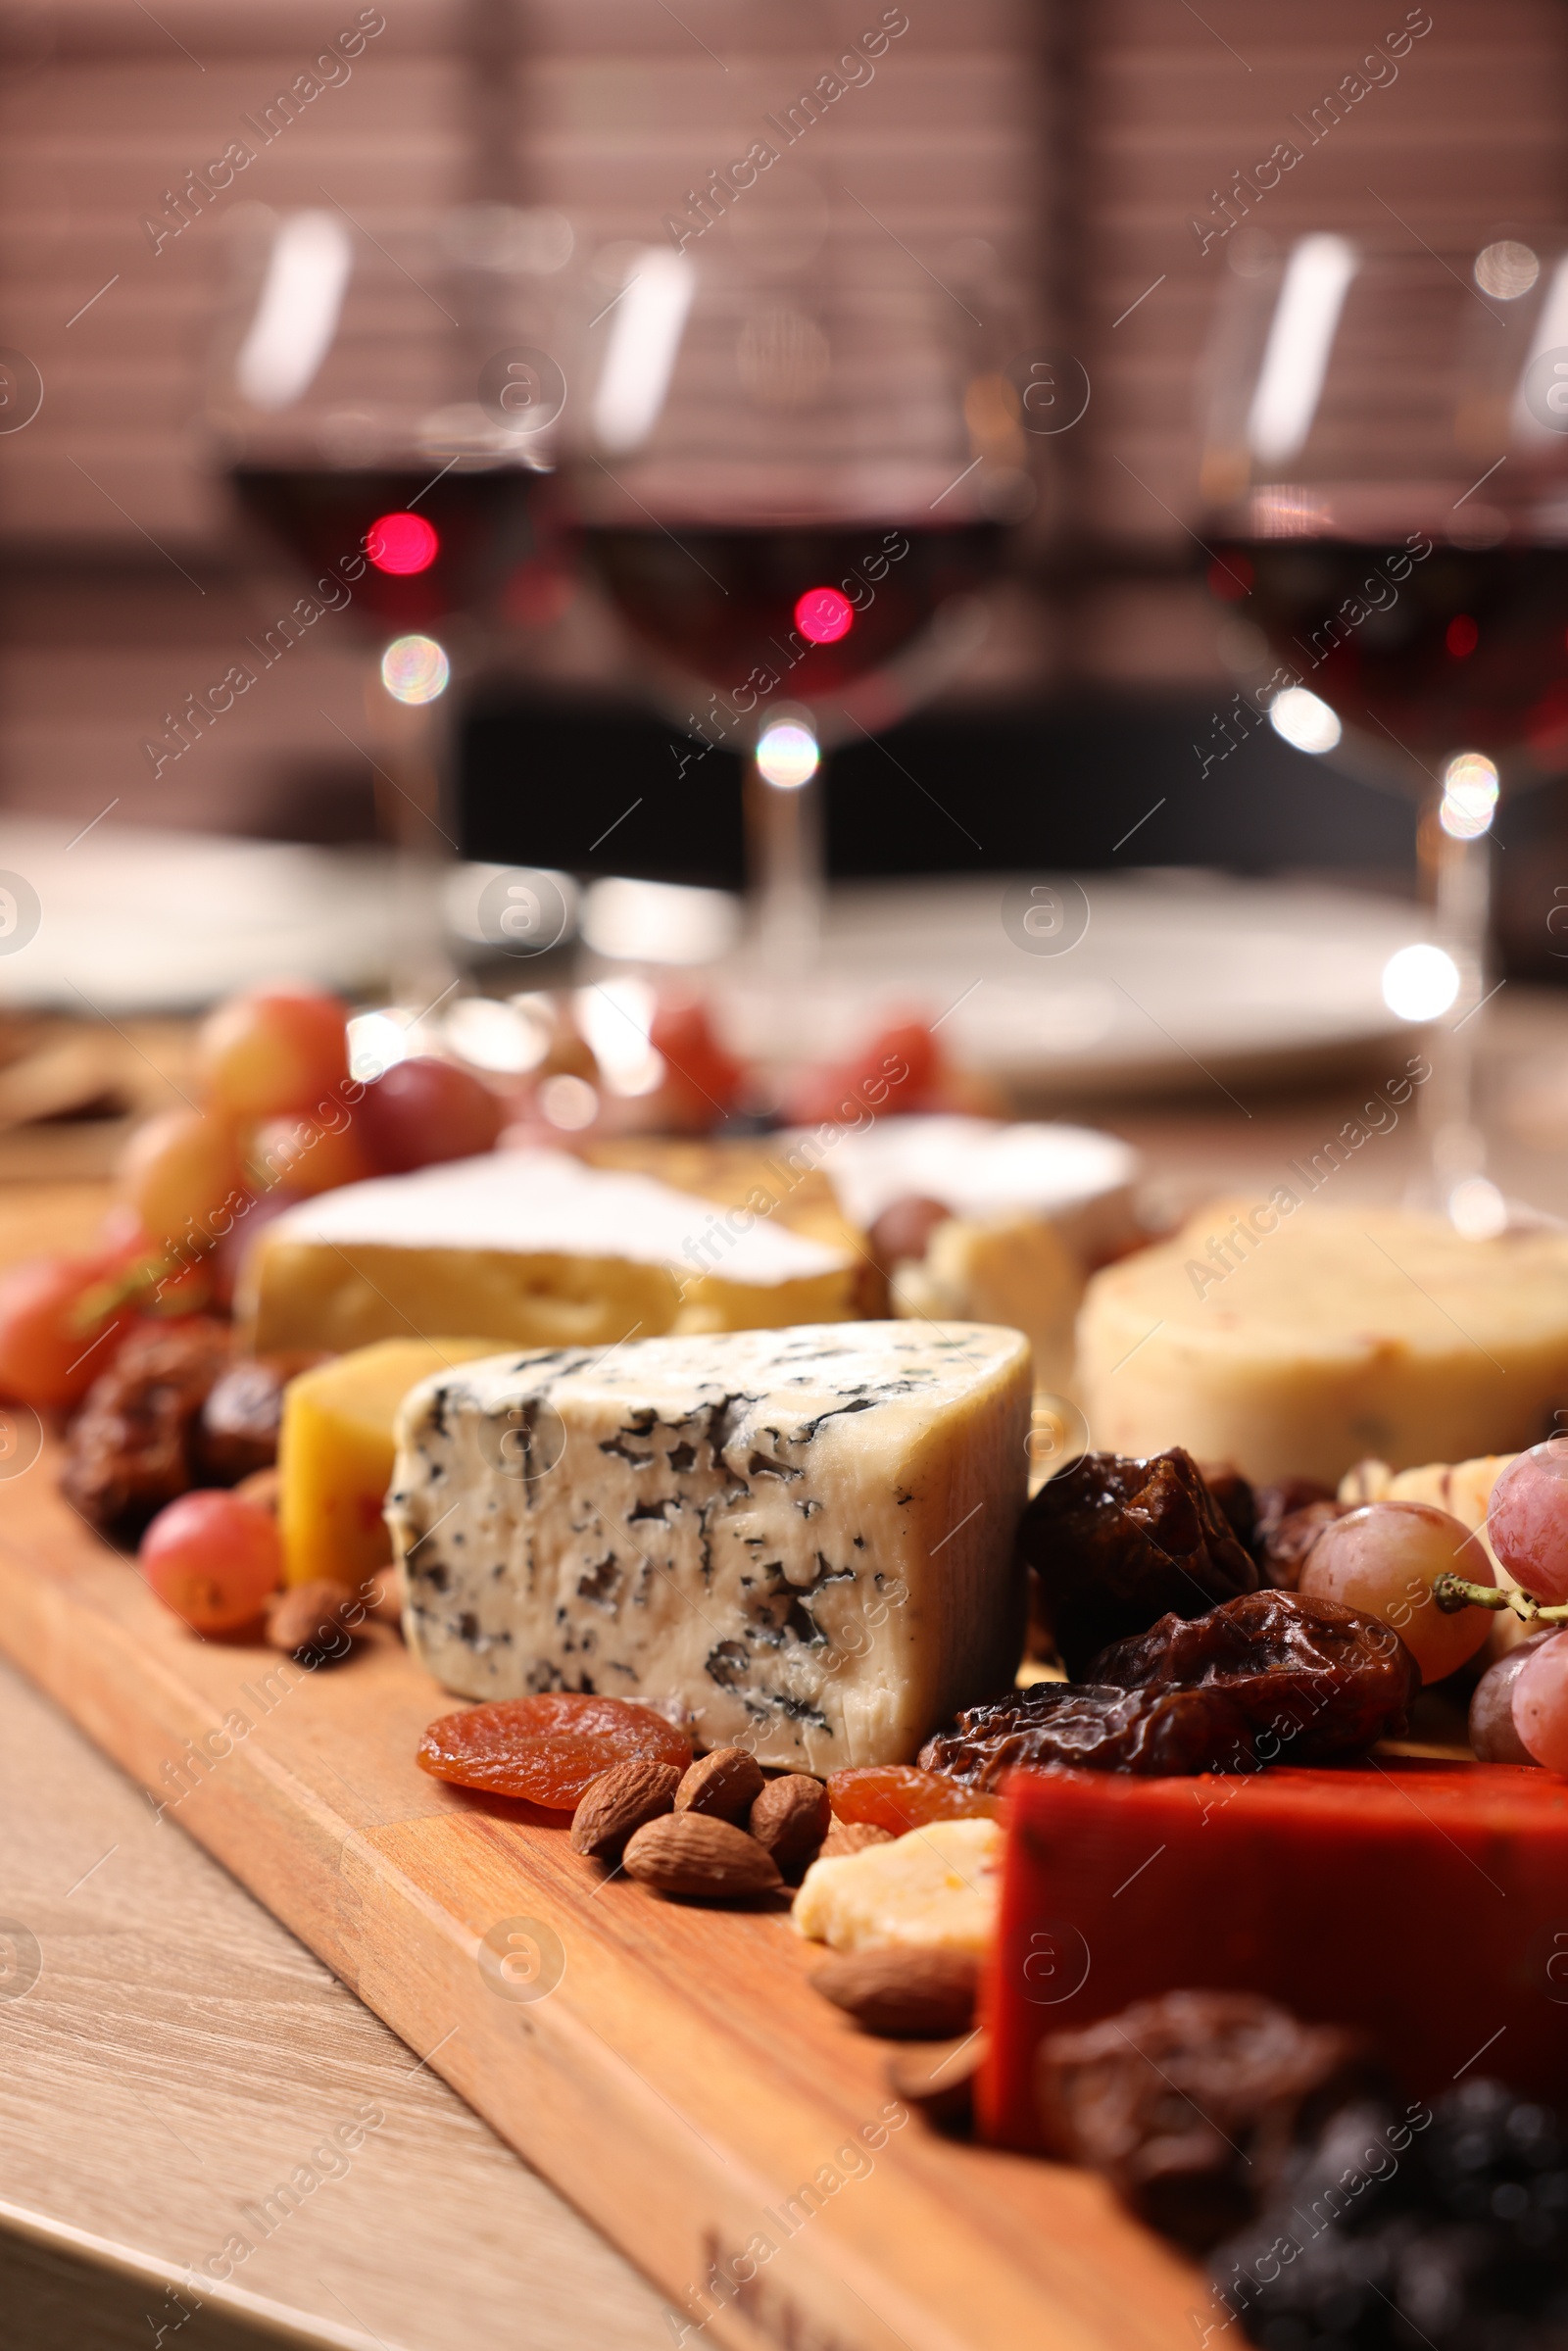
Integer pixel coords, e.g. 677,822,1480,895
384,1322,1032,1771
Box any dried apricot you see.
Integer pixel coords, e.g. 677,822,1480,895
417,1693,692,1808
826,1765,1000,1836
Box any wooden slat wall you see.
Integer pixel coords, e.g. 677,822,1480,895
0,0,1563,836
1065,0,1568,681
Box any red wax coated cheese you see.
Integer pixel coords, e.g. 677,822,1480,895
979,1761,1568,2151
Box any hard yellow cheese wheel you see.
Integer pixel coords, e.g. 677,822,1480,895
1078,1201,1568,1484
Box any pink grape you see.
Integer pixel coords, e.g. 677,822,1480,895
139,1490,282,1634
1469,1633,1550,1764
1511,1630,1568,1774
1298,1500,1494,1685
1484,1440,1568,1602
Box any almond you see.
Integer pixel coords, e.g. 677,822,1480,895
266,1579,360,1662
675,1746,765,1824
361,1567,405,1628
622,1811,783,1900
749,1774,831,1872
886,2031,988,2130
809,1945,979,2038
570,1760,681,1860
821,1819,896,1859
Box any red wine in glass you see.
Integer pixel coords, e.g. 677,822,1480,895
229,464,543,632
1211,534,1568,764
578,518,1005,701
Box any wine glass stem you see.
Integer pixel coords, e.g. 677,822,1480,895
365,672,459,1013
745,759,823,970
1414,794,1491,1208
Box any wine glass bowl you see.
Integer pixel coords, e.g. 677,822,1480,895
561,244,1034,965
1200,231,1568,1229
205,201,571,1004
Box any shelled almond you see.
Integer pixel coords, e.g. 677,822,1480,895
571,1760,682,1860
621,1812,783,1900
810,1947,979,2038
675,1747,766,1823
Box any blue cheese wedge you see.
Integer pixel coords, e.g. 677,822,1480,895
386,1321,1032,1770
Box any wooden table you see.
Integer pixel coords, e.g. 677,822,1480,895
5,985,1568,2350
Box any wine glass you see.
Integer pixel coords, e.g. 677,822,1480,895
1200,231,1568,1233
205,201,572,1009
559,238,1035,974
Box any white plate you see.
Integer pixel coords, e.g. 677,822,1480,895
0,821,394,1011
710,872,1432,1095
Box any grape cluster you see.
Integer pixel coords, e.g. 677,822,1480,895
1210,2080,1568,2349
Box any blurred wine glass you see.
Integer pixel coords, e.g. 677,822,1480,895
1200,231,1568,1231
205,201,572,1008
560,234,1036,974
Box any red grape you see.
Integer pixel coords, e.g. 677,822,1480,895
138,1490,282,1634
1298,1500,1495,1684
1511,1631,1568,1774
648,997,743,1128
120,1109,245,1246
356,1057,504,1172
0,1253,137,1411
1484,1440,1568,1602
198,988,350,1118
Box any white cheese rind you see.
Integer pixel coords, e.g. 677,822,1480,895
258,1147,849,1284
386,1320,1032,1771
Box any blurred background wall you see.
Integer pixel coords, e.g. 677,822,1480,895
1,0,1566,958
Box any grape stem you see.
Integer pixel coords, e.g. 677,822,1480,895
1431,1572,1568,1624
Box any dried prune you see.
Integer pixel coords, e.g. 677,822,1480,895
1257,1498,1353,1590
920,1591,1419,1782
1038,1989,1378,2250
1252,1475,1338,1544
1200,1461,1256,1547
200,1350,325,1482
61,1317,233,1538
1020,1446,1259,1677
417,1692,693,1808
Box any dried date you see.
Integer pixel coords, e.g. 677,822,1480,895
1019,1447,1259,1678
919,1590,1419,1783
1037,1989,1378,2250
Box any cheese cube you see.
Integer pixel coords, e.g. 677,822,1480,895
278,1339,498,1588
793,1819,1002,1955
386,1321,1032,1771
240,1148,859,1358
1079,1202,1568,1483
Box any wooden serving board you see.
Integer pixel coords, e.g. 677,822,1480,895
0,1455,1204,2351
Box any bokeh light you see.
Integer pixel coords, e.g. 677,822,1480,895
1382,942,1460,1022
367,512,439,575
380,634,450,704
755,719,819,790
1268,686,1342,755
1475,239,1539,300
1440,750,1499,840
794,585,854,645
